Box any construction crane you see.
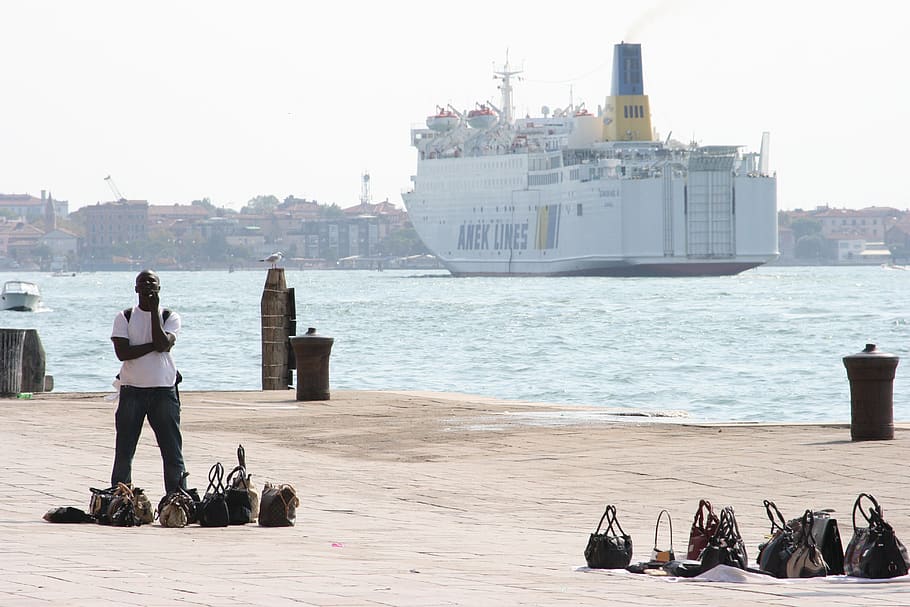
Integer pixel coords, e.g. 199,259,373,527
104,175,126,201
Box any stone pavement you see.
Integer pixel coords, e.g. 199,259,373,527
2,389,910,606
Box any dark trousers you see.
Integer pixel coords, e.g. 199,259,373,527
111,385,187,494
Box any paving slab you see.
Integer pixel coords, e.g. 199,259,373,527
1,389,909,606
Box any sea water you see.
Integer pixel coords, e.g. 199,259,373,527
2,265,909,423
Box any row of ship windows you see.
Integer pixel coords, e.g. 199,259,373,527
420,177,525,191
418,203,585,222
425,159,525,173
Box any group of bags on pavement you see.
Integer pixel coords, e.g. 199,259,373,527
585,493,910,579
43,444,300,528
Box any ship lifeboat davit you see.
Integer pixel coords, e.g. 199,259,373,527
426,108,459,132
467,105,497,129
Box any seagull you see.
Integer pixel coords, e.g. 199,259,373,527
260,251,283,268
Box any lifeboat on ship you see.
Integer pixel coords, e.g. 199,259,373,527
426,107,459,132
467,104,497,129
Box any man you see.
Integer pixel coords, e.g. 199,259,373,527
110,270,187,494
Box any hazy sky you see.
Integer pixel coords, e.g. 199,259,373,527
2,1,907,212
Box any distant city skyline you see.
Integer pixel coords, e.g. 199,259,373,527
1,1,907,212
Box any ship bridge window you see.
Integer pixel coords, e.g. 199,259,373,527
577,203,583,216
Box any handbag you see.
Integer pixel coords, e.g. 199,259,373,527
785,510,828,578
700,506,748,572
158,473,200,528
788,508,844,575
226,445,259,524
89,486,116,524
108,482,141,527
132,487,155,525
651,509,676,563
758,500,795,578
197,463,230,527
158,489,197,528
258,482,300,527
845,493,910,578
583,504,633,569
226,465,254,525
687,499,720,560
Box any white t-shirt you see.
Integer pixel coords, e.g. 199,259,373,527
111,306,181,388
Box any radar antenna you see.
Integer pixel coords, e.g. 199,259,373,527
493,51,522,125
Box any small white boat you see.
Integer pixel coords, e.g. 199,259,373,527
1,280,41,311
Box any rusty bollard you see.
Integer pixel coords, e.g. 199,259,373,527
289,328,334,401
843,344,899,441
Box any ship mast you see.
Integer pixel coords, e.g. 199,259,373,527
493,52,522,125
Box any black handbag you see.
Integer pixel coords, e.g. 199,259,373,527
197,463,230,527
758,500,796,577
584,505,633,569
258,482,300,527
225,444,259,524
226,464,253,525
700,506,747,572
108,482,141,527
89,486,116,524
845,493,910,578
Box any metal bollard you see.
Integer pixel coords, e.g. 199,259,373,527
289,328,334,401
843,344,899,441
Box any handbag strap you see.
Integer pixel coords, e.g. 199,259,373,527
604,505,627,537
227,465,250,489
593,504,613,534
852,493,881,530
206,462,226,495
654,509,674,550
692,499,717,531
799,509,818,547
716,506,741,542
114,482,135,502
175,471,194,500
763,499,788,533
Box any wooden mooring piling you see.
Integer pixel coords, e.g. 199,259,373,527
260,268,296,390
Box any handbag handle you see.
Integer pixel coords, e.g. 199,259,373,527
237,444,247,469
851,493,881,530
763,499,788,533
653,509,674,551
593,504,613,534
692,499,718,531
206,462,226,495
114,482,135,501
226,465,250,489
715,506,741,542
799,509,818,547
175,471,194,500
593,504,626,537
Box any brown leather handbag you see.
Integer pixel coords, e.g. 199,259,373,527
686,499,719,560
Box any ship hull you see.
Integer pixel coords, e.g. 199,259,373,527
403,152,778,278
445,259,765,278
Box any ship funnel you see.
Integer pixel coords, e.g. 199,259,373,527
602,43,653,142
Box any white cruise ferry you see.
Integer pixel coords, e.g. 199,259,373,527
402,43,778,277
